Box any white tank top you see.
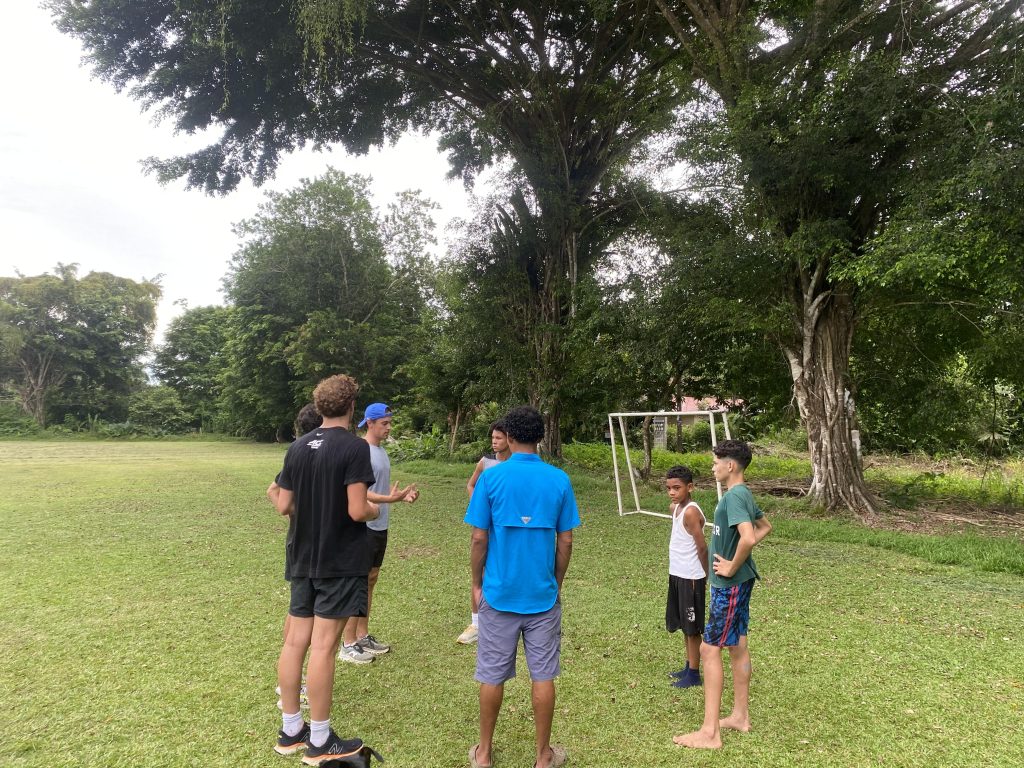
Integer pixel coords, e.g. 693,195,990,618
669,501,706,579
480,455,501,471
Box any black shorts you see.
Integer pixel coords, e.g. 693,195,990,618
289,576,368,619
367,528,388,570
666,575,706,636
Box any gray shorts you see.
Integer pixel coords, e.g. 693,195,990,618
475,596,562,685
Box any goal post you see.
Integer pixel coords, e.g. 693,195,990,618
608,410,732,519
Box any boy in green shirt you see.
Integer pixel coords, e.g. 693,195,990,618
675,439,772,750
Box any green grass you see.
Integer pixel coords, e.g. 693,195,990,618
2,442,1023,767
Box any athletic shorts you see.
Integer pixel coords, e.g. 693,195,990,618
666,575,706,636
366,528,388,570
476,596,562,685
703,579,754,648
289,576,368,620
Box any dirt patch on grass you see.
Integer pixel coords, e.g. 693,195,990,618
854,499,1024,539
390,543,441,560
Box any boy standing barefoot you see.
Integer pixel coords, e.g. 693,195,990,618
674,439,771,749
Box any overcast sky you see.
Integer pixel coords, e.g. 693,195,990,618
0,3,473,339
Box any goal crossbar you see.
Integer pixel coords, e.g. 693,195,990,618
608,410,732,519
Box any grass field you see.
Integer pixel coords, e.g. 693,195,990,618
2,441,1023,768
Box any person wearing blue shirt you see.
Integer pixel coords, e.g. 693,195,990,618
464,406,581,768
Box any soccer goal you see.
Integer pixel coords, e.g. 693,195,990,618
608,410,732,519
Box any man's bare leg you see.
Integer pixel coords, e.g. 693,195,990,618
343,568,379,644
475,683,504,767
305,616,346,721
532,679,556,767
720,635,752,732
278,615,313,714
673,641,723,749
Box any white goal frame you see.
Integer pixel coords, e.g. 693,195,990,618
608,410,732,519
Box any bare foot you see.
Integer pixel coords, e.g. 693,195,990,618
672,729,723,749
720,713,752,732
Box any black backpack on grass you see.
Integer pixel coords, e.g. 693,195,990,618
320,744,384,768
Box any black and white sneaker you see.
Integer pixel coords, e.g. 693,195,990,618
301,730,364,765
274,721,310,755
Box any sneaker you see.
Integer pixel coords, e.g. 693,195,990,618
358,634,390,655
669,667,689,679
457,624,479,644
671,668,703,688
337,642,375,664
274,721,310,755
276,683,309,710
302,729,364,766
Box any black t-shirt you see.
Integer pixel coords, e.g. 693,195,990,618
277,426,376,578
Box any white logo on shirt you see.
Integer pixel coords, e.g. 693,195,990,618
308,439,324,450
521,516,532,524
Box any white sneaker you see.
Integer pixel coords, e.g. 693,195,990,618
456,624,479,644
337,642,375,664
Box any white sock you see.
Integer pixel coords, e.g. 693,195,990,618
471,612,479,628
310,718,331,748
282,710,304,737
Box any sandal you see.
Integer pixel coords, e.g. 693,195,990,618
469,744,493,768
535,744,567,768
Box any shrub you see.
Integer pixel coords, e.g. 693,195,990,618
0,402,40,436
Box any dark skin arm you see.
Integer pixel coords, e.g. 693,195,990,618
555,530,573,592
682,505,708,577
470,527,488,609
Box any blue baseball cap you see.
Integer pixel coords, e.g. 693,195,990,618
358,402,393,428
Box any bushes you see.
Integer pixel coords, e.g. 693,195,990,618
0,402,40,436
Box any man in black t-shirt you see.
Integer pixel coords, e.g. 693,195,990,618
271,374,380,764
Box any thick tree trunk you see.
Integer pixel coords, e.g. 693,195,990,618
783,268,877,514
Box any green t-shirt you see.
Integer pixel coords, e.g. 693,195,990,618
708,483,764,588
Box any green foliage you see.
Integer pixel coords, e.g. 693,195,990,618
128,385,194,434
153,305,232,431
656,0,1024,507
0,264,160,427
219,170,433,439
0,401,40,436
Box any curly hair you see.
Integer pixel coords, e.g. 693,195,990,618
313,374,359,419
294,403,322,437
666,465,694,484
490,420,507,436
503,406,545,445
712,439,752,470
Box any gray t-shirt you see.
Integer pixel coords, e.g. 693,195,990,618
367,443,391,531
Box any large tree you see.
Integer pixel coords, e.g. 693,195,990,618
0,264,160,426
219,170,431,439
152,304,233,430
653,0,1023,510
51,0,686,453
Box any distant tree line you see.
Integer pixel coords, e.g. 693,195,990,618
3,166,1021,463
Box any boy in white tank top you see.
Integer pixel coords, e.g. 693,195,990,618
665,465,708,688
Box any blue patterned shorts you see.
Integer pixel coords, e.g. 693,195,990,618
703,579,754,647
